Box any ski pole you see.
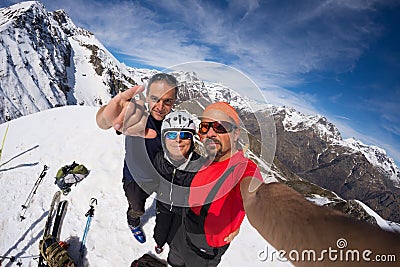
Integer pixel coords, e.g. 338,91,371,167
0,255,24,266
21,165,49,208
79,198,97,258
0,123,9,163
20,165,49,221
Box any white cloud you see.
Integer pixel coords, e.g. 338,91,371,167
262,87,319,116
334,115,351,121
34,0,388,88
329,93,344,103
383,123,400,137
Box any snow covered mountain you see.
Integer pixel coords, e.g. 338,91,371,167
1,0,400,238
0,1,147,123
271,106,400,223
276,105,400,187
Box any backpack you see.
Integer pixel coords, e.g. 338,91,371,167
130,254,167,267
55,162,89,195
39,235,76,267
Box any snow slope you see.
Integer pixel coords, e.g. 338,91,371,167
355,200,400,234
0,106,292,267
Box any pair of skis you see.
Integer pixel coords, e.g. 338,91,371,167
38,191,69,267
1,188,62,267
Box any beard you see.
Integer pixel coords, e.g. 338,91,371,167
204,138,223,158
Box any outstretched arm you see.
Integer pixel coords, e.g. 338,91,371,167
241,178,400,267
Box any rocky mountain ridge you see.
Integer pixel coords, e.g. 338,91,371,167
271,107,400,223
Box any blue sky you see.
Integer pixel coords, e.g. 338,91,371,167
2,0,400,164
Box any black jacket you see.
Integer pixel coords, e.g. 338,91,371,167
153,150,206,213
152,150,206,247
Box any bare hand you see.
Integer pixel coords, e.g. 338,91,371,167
122,97,157,138
224,227,240,243
96,85,156,137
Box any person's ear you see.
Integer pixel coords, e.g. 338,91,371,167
233,127,240,143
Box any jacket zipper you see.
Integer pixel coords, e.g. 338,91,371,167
169,168,176,211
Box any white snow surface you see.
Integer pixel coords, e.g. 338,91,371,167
0,106,292,267
355,200,400,234
305,194,334,206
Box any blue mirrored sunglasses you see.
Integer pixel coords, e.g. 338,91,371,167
165,131,193,140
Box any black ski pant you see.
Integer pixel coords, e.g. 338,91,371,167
153,203,183,247
122,177,149,227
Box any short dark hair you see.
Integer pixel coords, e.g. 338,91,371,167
147,73,178,98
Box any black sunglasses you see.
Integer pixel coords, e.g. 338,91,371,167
198,121,236,134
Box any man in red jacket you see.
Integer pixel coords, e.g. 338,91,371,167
167,102,262,267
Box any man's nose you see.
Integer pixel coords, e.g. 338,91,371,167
155,100,164,109
206,126,217,137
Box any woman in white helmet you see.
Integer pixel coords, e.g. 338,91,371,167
152,110,206,254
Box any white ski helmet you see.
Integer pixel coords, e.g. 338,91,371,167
161,111,196,135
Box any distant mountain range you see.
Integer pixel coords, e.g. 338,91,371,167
1,1,399,227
